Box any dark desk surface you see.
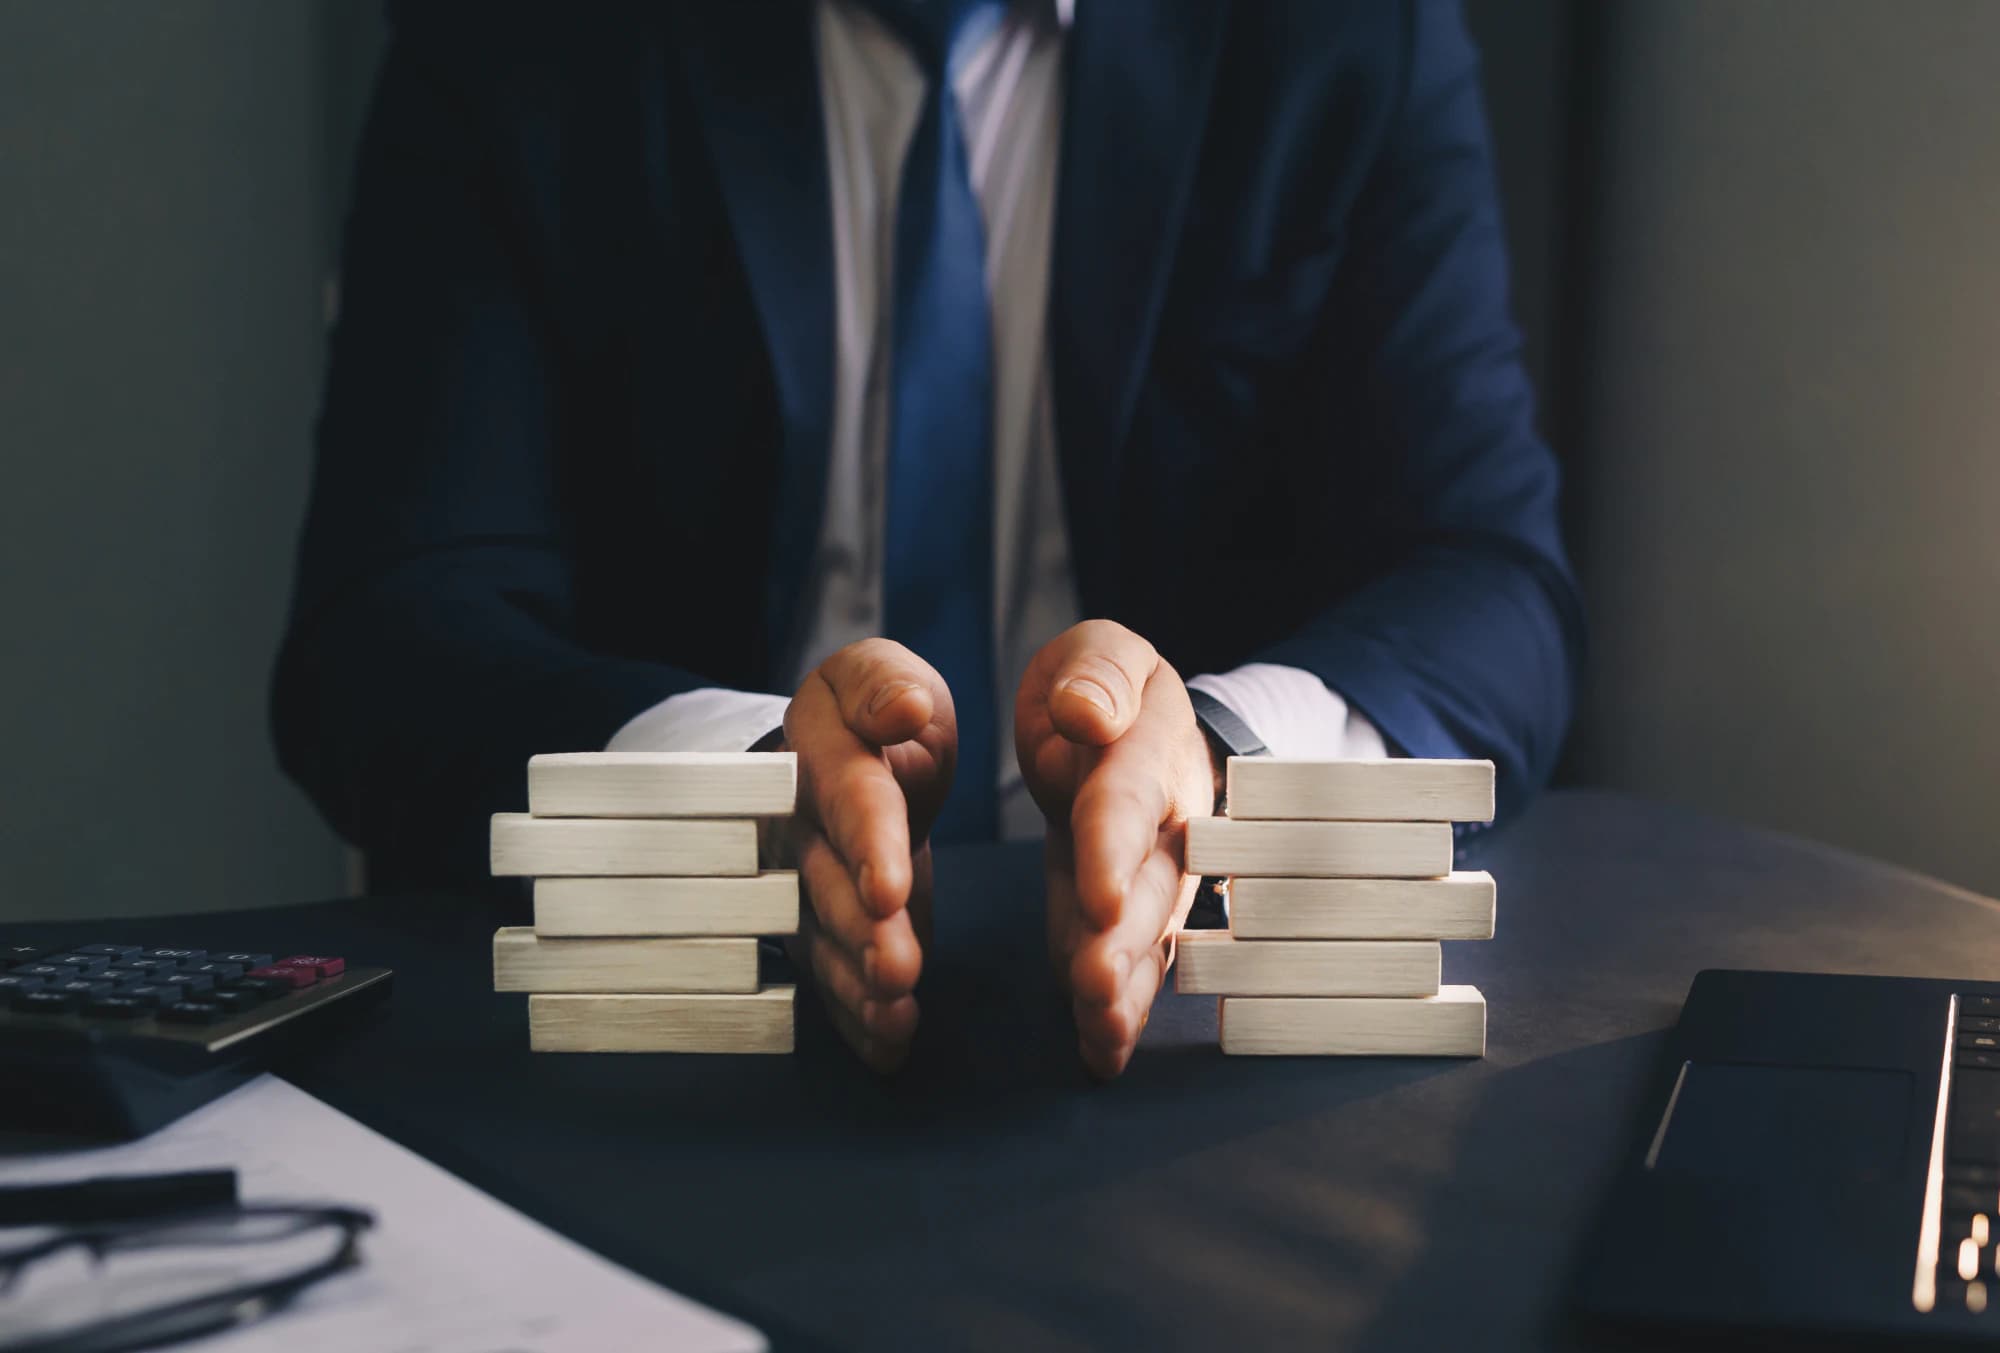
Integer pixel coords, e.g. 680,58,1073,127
11,790,2000,1351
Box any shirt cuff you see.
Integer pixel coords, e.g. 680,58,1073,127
1186,663,1390,761
605,687,791,754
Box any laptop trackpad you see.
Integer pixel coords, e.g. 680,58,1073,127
1652,1062,1913,1182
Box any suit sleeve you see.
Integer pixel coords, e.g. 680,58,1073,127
270,11,714,887
1252,0,1586,823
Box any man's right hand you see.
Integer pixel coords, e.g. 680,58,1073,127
778,640,955,1072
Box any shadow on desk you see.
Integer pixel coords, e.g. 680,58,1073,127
1345,1033,1664,1353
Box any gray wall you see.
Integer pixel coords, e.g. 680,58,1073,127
1569,0,2000,897
0,2,354,920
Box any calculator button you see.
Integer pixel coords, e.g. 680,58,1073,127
141,949,207,968
118,984,179,1007
1962,1033,2000,1053
187,961,245,983
49,955,110,974
12,964,71,981
1,945,51,967
160,1001,225,1024
152,972,215,997
83,996,149,1020
211,952,272,968
245,965,317,990
1967,996,2000,1015
13,989,80,1014
1962,1052,2000,1071
1953,1163,2000,1187
122,957,181,974
0,974,47,994
1965,1017,2000,1035
76,944,144,959
223,977,292,1001
53,979,116,1000
102,967,155,984
209,988,266,1014
276,955,345,979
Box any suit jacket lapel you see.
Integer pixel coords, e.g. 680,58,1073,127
1050,0,1227,611
673,2,834,677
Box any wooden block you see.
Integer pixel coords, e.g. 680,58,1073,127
529,988,795,1053
1185,818,1451,878
527,751,796,818
1174,932,1440,996
1228,871,1495,940
489,814,758,877
492,928,758,993
533,873,800,937
1224,756,1494,823
1219,986,1487,1056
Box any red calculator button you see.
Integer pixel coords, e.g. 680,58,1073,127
245,964,317,989
275,955,345,979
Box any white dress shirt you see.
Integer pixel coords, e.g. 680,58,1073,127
608,0,1388,839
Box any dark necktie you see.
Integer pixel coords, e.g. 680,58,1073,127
867,0,1006,843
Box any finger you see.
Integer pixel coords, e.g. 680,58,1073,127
861,992,920,1046
1070,661,1207,927
806,921,872,1022
1039,620,1159,748
1069,741,1171,929
786,674,913,919
799,832,923,996
798,829,875,954
806,926,917,1068
1067,842,1186,1006
824,985,912,1074
884,736,954,843
817,638,953,750
1077,939,1170,1080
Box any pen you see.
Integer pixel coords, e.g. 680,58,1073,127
0,1169,237,1225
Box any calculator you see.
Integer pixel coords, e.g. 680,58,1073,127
0,940,391,1140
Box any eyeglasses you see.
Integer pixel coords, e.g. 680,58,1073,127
0,1204,373,1353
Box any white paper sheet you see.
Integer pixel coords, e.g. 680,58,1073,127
0,1075,766,1352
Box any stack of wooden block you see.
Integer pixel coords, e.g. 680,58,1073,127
1180,758,1497,1057
488,752,801,1054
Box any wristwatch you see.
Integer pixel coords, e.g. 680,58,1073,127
1184,688,1268,929
1186,687,1267,813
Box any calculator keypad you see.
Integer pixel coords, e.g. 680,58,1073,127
0,942,349,1030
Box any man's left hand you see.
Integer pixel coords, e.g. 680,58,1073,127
1014,620,1220,1079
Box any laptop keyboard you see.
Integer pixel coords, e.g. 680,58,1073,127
1934,995,2000,1314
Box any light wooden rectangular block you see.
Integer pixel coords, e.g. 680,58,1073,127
1219,986,1487,1056
533,874,801,937
1186,818,1452,878
490,814,758,877
1228,871,1495,940
527,751,796,818
1174,932,1440,996
529,988,795,1053
492,928,758,993
1224,757,1495,823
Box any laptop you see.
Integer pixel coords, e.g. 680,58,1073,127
1577,969,2000,1344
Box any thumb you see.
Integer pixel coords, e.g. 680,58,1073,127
1040,620,1161,748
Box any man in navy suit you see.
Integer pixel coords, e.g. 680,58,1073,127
273,0,1584,1077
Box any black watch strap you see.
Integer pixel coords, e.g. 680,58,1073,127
1187,687,1268,761
1184,688,1266,931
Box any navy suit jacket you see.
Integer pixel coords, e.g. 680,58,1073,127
273,0,1586,888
